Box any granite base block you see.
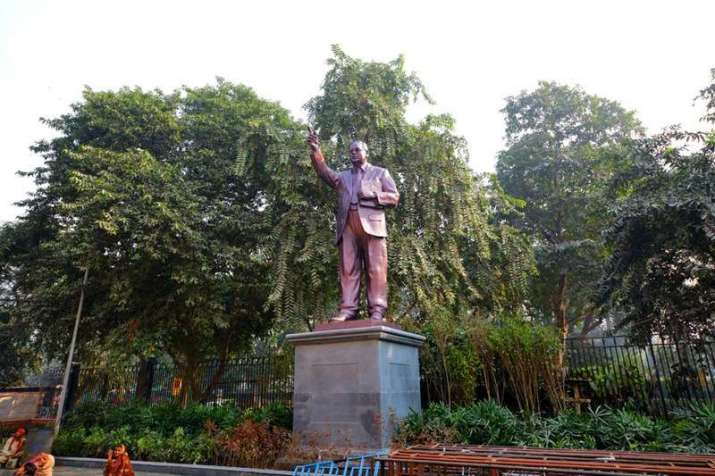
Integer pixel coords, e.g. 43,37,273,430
286,322,424,451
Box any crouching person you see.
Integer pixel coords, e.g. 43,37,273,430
14,452,54,476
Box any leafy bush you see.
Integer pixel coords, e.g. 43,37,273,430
54,401,292,464
572,361,650,405
395,401,523,446
521,411,596,449
394,402,461,445
242,402,293,430
418,319,481,407
420,315,565,414
670,401,715,452
482,317,563,414
214,420,290,468
451,400,523,445
63,401,246,437
395,402,715,454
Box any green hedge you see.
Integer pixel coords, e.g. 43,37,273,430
53,401,292,464
395,400,715,453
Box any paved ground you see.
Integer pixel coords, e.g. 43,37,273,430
1,468,179,476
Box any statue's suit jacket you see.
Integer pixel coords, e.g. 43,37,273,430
310,150,400,244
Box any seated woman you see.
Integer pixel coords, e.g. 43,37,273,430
104,444,134,476
0,427,26,469
14,452,54,476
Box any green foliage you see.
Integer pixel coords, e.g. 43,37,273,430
522,411,596,449
1,81,302,396
419,315,565,413
61,400,290,436
394,400,523,446
671,401,715,451
2,47,535,383
0,311,29,387
53,401,292,464
241,402,293,430
53,425,214,464
496,81,643,335
418,316,480,406
597,70,715,342
450,400,523,445
471,317,564,414
270,46,535,329
572,362,649,405
419,314,565,414
395,402,715,453
598,131,715,340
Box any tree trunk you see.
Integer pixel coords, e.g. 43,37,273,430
553,272,569,367
553,271,569,406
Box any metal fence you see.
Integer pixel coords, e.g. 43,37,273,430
566,336,715,416
67,354,293,411
60,336,715,417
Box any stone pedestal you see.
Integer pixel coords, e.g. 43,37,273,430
286,320,424,451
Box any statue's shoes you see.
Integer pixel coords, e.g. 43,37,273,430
369,313,383,321
329,313,353,322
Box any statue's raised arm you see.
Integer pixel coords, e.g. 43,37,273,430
306,126,339,189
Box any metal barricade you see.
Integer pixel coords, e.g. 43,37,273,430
293,451,386,476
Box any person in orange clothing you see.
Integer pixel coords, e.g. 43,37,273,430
104,444,135,476
14,452,54,476
0,427,26,469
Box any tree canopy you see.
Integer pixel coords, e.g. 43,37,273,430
270,46,534,329
0,81,302,399
3,46,710,401
0,47,535,398
598,70,715,342
496,81,643,340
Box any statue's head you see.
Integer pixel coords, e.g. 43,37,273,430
349,140,368,166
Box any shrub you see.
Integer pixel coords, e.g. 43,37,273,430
393,403,461,446
241,402,293,430
214,420,290,468
468,316,564,414
54,401,292,464
671,401,715,452
394,402,715,454
572,362,650,407
451,400,522,445
521,411,597,449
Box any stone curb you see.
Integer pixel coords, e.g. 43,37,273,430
55,457,292,476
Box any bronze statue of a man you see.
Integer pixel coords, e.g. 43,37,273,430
307,128,399,321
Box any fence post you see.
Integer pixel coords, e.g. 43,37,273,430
64,363,81,414
647,343,668,416
135,358,156,404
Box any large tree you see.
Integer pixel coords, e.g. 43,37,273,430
0,81,302,400
1,48,535,403
598,70,715,342
496,82,643,346
268,46,534,330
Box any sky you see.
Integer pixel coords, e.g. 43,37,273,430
0,0,713,223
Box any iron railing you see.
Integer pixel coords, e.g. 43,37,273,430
68,354,293,410
51,336,715,417
566,336,715,416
